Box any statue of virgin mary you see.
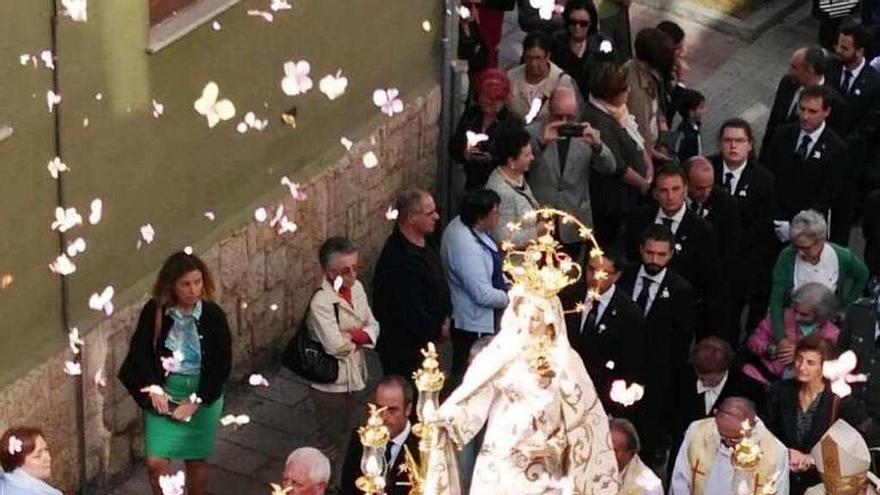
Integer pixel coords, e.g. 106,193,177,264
423,282,620,495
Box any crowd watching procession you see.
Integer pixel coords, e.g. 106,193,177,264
7,1,880,494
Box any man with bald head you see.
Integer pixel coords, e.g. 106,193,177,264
527,86,621,258
761,46,838,158
686,157,742,342
670,397,790,495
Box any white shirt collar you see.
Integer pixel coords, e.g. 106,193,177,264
390,421,411,449
797,121,826,155
596,284,616,307
696,371,728,395
637,265,666,285
581,285,616,329
722,159,747,179
656,204,687,233
845,57,867,87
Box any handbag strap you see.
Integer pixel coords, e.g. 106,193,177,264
152,303,163,351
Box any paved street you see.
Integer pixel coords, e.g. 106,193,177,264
102,3,821,494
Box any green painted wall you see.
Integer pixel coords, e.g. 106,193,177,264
0,0,441,386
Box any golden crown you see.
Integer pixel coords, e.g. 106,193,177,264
501,208,604,305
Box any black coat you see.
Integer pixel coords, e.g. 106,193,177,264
564,285,645,419
449,106,525,189
117,299,232,410
339,426,421,495
760,75,845,160
840,299,880,429
619,266,696,388
619,265,696,457
708,156,777,258
691,186,742,264
864,190,880,277
826,60,880,150
761,123,848,221
373,228,451,378
550,32,616,102
765,378,873,494
618,205,720,326
670,368,767,445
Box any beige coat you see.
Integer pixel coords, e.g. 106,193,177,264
506,62,575,127
307,278,380,393
623,59,661,153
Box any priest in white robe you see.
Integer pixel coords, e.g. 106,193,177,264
805,419,880,495
609,418,663,495
424,286,620,495
670,397,790,495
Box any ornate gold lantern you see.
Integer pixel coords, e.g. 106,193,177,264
356,404,391,495
398,342,447,495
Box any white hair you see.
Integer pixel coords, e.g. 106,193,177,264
790,209,828,242
284,447,331,485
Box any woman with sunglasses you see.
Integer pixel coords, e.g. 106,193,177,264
550,0,616,102
307,236,380,490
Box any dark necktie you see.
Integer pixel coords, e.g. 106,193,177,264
723,172,734,194
691,201,702,215
842,70,853,95
796,134,812,161
660,217,674,230
385,441,394,467
636,276,654,312
582,302,599,333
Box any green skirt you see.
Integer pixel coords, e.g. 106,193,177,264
144,373,223,460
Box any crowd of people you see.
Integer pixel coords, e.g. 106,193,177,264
6,1,880,495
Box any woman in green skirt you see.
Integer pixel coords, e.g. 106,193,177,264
118,252,231,495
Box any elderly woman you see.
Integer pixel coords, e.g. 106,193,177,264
118,252,231,495
765,335,873,495
440,188,509,378
0,427,61,495
550,0,616,101
307,236,380,488
768,210,869,349
744,282,841,386
622,28,676,162
485,127,541,248
450,69,525,190
584,62,653,244
506,31,578,127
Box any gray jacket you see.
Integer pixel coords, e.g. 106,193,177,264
525,123,620,242
485,167,540,248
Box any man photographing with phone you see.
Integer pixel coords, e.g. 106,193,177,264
527,86,623,260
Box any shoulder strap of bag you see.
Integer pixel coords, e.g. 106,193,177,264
152,303,163,351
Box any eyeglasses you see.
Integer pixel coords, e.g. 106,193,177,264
568,19,590,28
332,265,360,275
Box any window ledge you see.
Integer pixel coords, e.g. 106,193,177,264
147,0,239,54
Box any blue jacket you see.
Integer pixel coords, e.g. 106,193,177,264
440,216,509,333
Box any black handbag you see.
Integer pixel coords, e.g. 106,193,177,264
281,292,340,383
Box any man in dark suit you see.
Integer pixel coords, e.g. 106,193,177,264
710,119,779,342
564,251,644,420
669,337,767,458
761,46,830,158
618,224,696,469
340,375,420,495
618,164,719,337
828,24,880,245
684,156,742,344
839,296,880,451
762,84,849,241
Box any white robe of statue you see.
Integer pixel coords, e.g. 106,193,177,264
424,288,620,495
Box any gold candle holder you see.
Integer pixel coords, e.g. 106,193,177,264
400,343,446,495
356,404,391,495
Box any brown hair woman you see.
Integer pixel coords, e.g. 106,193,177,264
118,251,231,495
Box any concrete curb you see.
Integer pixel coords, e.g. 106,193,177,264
634,0,802,41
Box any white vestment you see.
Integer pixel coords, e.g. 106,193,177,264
424,290,620,495
669,419,790,495
619,455,663,495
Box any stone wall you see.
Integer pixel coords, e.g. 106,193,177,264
0,85,440,492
